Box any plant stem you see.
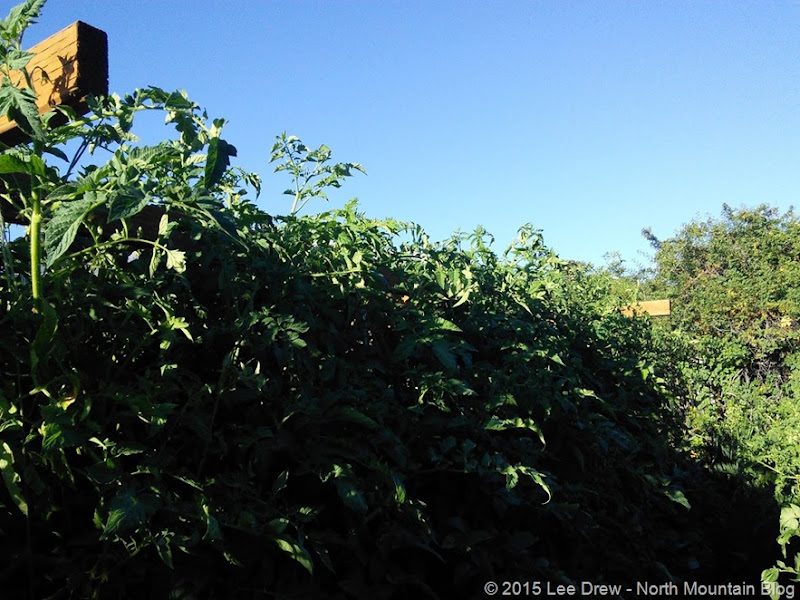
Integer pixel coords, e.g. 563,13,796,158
64,138,89,180
290,160,303,214
291,190,301,215
29,186,42,303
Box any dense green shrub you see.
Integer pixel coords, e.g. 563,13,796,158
0,2,782,598
642,204,800,587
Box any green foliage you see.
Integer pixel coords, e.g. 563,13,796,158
270,132,365,215
0,0,47,144
0,2,782,598
641,204,800,586
644,204,800,468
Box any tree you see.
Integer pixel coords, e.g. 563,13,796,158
643,204,800,590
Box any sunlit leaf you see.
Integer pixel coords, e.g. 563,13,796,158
0,443,27,516
202,503,222,541
274,536,314,574
165,248,186,273
664,487,691,510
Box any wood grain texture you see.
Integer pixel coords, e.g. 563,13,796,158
620,299,671,317
0,21,108,225
0,20,108,145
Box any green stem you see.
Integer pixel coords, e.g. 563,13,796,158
291,190,301,215
29,186,42,303
64,138,90,180
290,164,303,214
289,143,304,215
30,133,45,306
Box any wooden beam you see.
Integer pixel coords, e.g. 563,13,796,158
0,20,108,146
621,299,671,317
0,21,108,226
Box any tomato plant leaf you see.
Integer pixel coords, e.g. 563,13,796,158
108,188,149,222
431,339,457,371
44,192,106,267
156,536,174,569
0,442,27,516
202,503,222,541
204,135,237,189
664,487,691,510
101,488,159,538
0,0,45,42
0,82,44,142
0,152,31,174
334,476,368,514
165,248,186,273
274,536,314,574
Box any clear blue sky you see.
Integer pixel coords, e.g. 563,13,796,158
23,0,800,268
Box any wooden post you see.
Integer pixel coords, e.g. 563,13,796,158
0,21,108,146
620,299,671,317
0,21,108,226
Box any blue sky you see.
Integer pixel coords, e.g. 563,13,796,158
23,0,800,268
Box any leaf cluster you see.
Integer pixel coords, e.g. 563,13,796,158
2,187,779,598
270,132,365,215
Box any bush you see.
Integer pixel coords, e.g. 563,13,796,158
642,203,800,587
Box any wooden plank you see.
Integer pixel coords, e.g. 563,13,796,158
0,21,108,226
0,20,108,146
620,299,671,317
